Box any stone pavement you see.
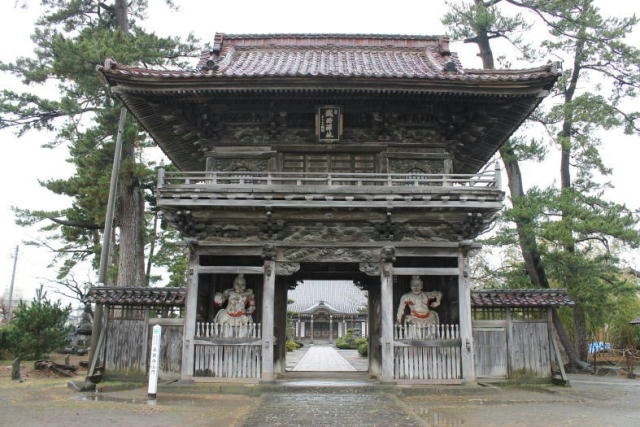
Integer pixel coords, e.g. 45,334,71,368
291,345,356,372
242,390,422,427
2,370,640,426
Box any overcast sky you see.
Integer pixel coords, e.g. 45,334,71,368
1,0,638,304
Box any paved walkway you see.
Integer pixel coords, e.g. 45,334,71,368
242,391,422,427
291,345,356,372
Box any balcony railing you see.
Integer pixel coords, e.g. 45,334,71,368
158,167,501,190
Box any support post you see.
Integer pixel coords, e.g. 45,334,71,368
458,248,476,382
380,260,394,382
7,245,18,320
310,315,314,344
180,253,199,382
86,107,127,383
329,315,334,343
261,259,275,381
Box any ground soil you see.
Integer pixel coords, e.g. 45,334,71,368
0,354,255,427
2,352,640,426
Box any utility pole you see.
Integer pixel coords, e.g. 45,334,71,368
7,245,19,320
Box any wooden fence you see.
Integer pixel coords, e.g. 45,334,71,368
473,317,551,379
104,314,183,378
393,323,462,383
193,322,262,379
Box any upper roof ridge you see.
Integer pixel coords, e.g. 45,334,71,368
211,32,449,52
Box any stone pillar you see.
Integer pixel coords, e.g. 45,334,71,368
458,248,476,382
361,321,367,338
261,259,276,381
300,320,305,338
180,252,199,382
380,260,394,382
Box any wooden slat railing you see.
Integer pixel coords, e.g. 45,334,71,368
196,322,262,339
158,170,499,190
394,323,460,340
194,343,262,379
393,323,462,382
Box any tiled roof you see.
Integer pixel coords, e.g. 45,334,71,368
630,316,640,325
99,33,558,85
84,287,186,308
471,289,574,307
288,281,367,315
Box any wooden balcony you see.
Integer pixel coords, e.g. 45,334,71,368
156,167,504,210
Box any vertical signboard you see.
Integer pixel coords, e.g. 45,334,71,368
148,324,162,399
316,106,342,143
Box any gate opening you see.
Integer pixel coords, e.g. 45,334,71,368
286,280,369,373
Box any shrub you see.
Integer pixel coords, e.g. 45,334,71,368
357,341,368,357
5,287,72,359
286,340,301,352
335,329,363,350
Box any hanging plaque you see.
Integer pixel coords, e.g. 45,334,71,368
316,106,342,143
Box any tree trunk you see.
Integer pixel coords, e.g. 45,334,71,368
116,140,146,287
114,0,128,33
500,145,550,288
112,0,146,288
573,304,589,362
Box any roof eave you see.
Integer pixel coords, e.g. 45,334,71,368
103,73,557,98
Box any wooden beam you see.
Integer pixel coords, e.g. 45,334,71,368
196,266,263,275
393,267,459,276
158,198,503,210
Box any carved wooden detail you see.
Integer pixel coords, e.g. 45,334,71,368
282,223,377,243
279,247,380,263
450,212,491,239
359,263,380,276
381,246,396,263
209,157,269,172
275,262,301,276
388,158,445,174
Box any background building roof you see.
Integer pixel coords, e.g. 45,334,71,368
471,289,574,307
84,287,185,308
288,280,367,315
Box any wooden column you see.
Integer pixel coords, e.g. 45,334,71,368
310,315,314,344
261,260,276,381
380,261,394,382
458,248,476,382
273,279,288,374
329,315,334,343
180,252,199,382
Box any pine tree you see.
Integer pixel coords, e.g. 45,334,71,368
5,286,71,359
444,0,640,366
1,1,197,286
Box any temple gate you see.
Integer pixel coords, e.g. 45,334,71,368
98,33,558,384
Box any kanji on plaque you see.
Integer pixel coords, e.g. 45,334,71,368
317,106,342,142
